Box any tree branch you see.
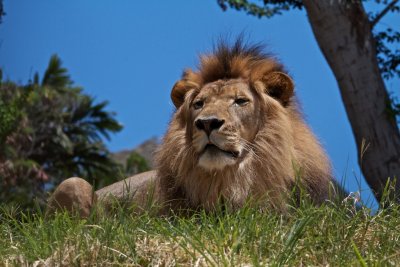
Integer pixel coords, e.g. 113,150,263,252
371,0,399,28
0,0,4,23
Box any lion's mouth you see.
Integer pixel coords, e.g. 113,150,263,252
203,144,240,158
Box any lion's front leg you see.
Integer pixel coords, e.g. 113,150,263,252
46,177,97,218
96,170,163,213
46,170,162,218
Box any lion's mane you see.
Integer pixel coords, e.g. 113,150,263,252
155,40,333,212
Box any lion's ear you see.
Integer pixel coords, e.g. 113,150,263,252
261,72,294,106
171,80,199,108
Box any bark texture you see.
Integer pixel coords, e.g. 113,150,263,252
303,0,400,203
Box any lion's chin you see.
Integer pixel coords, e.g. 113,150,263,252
198,145,239,170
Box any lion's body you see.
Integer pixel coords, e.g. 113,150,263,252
48,40,335,216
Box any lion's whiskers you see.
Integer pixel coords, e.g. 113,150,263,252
238,137,265,164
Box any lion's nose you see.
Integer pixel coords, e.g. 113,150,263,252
195,117,225,135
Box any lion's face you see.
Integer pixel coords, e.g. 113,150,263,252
189,79,260,170
170,71,295,173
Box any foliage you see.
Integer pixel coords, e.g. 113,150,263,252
0,55,122,209
1,200,399,265
374,27,400,79
217,0,303,18
125,151,150,176
0,83,24,145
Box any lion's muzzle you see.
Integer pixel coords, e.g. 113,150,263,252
195,116,225,136
203,143,240,158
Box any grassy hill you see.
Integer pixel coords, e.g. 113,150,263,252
1,199,399,266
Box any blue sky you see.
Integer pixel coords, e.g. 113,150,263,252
0,0,399,205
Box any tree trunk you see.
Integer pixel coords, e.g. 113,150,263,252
302,0,400,204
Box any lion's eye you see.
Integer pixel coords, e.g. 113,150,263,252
193,100,204,110
234,98,249,106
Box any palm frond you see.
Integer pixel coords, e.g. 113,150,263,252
41,54,72,88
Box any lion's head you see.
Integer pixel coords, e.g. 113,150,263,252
156,40,332,211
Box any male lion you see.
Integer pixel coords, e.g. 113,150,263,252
47,40,336,217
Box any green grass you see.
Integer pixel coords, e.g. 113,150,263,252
1,199,399,266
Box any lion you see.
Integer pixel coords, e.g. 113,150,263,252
47,39,336,217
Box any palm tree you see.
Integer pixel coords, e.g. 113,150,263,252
0,55,123,209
